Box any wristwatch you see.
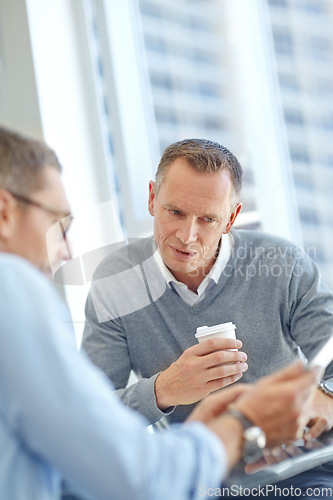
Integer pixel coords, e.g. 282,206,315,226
225,409,266,464
318,378,333,399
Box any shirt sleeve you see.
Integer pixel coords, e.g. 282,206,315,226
288,251,333,379
0,256,226,500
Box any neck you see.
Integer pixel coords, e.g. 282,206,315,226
171,268,208,293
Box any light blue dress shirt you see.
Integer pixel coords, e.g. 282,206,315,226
0,254,226,500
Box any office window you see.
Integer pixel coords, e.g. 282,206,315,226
299,209,320,225
155,107,178,125
316,114,333,131
150,72,174,90
303,36,332,61
272,29,294,55
290,146,311,163
139,0,161,18
267,0,287,7
278,73,299,91
284,109,305,126
144,36,167,53
301,0,326,14
294,174,313,191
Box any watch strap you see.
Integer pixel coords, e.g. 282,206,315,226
225,409,255,430
225,409,266,464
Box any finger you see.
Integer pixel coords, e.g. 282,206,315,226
304,418,327,441
271,447,289,462
261,361,318,391
193,338,242,355
290,368,320,395
206,372,244,392
201,349,247,369
245,458,267,474
284,444,304,457
204,383,250,413
186,383,249,423
261,360,305,384
206,362,248,382
262,449,278,465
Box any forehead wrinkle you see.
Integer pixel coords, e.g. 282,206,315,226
164,181,228,218
159,160,234,218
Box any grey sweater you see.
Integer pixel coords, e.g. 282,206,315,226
83,230,333,425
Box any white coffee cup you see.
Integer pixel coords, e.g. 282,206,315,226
195,322,237,346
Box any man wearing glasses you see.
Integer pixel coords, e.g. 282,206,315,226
0,132,72,277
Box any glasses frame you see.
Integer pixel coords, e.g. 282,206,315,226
9,191,71,219
9,190,73,260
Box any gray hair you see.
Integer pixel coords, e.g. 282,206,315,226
0,126,62,195
155,138,243,204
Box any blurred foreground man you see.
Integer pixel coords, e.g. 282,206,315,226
0,126,322,500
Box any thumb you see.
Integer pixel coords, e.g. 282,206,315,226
207,384,250,417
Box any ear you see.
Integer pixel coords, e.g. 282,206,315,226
223,202,242,234
0,189,18,240
148,181,156,217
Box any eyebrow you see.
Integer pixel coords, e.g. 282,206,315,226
164,204,221,220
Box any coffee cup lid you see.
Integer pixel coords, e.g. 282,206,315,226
195,322,237,338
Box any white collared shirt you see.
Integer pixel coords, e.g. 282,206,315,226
153,233,233,306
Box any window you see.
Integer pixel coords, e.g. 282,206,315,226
272,29,294,55
268,0,287,7
304,36,332,61
317,114,333,130
150,72,174,90
290,147,311,163
301,0,326,14
278,73,299,91
204,117,225,131
294,175,313,190
284,109,305,126
299,209,319,225
139,0,162,19
144,37,167,53
198,82,221,98
155,107,178,124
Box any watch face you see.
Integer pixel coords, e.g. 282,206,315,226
324,379,333,392
243,427,266,464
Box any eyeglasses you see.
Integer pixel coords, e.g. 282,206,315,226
9,191,71,219
9,191,73,259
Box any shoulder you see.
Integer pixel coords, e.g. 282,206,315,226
0,253,48,289
93,236,155,280
0,253,70,322
231,229,302,261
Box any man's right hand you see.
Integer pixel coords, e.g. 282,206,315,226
232,361,320,445
154,338,248,409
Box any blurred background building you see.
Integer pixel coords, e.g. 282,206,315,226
266,0,333,283
0,0,332,335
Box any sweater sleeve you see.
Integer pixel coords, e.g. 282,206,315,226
83,289,175,424
288,250,333,379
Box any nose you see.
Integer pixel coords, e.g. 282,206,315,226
176,218,198,244
47,221,72,265
58,237,72,262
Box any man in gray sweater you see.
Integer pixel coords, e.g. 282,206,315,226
83,139,333,442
